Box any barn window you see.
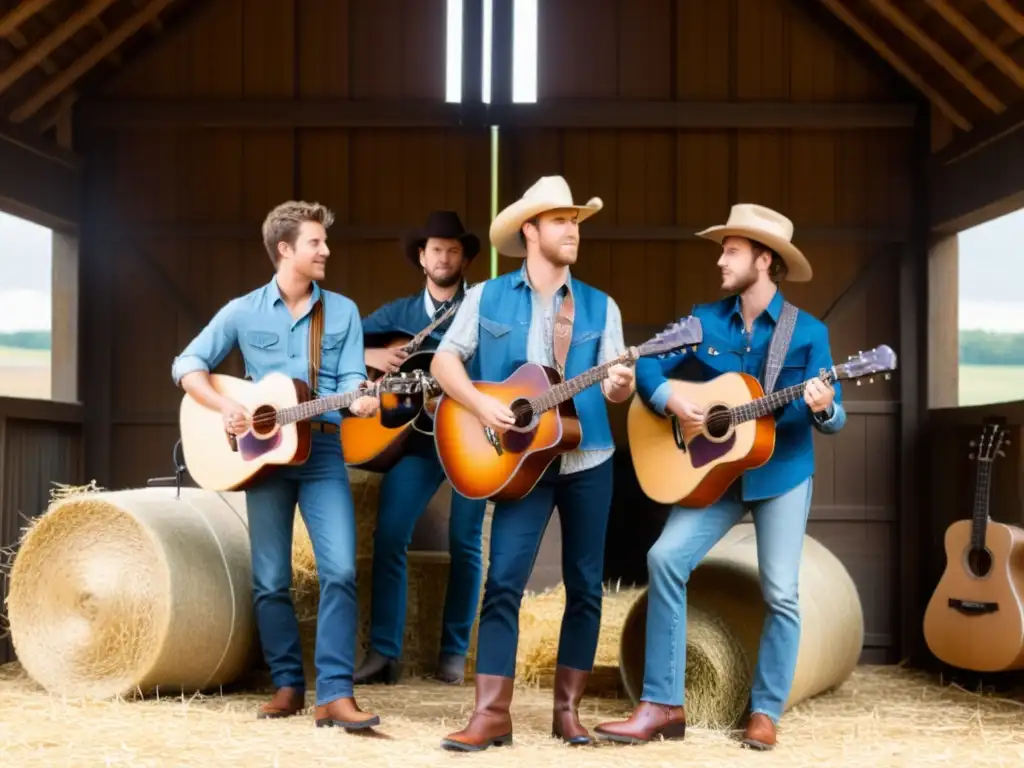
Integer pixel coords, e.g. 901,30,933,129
445,0,538,104
0,210,77,403
948,205,1024,408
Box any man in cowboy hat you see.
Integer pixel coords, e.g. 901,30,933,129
353,210,489,687
430,175,636,752
594,204,846,751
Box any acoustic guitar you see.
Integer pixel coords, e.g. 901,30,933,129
433,317,704,502
923,417,1024,672
342,298,462,471
179,371,421,491
626,344,898,507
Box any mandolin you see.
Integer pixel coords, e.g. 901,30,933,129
923,417,1024,672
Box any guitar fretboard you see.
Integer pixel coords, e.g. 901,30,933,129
971,459,993,551
275,390,362,425
729,371,837,424
528,356,625,413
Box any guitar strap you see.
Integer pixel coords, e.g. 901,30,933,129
761,300,798,395
308,293,325,397
552,285,575,378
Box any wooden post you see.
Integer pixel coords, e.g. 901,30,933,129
927,235,959,409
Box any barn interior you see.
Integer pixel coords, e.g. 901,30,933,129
1,0,1023,765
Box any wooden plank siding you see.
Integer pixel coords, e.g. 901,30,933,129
72,0,918,663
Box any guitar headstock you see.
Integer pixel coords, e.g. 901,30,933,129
970,417,1010,464
377,371,433,396
833,344,898,386
633,316,704,359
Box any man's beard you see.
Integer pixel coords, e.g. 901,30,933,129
723,267,758,294
539,240,577,266
429,269,463,289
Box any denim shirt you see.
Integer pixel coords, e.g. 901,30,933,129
634,289,846,501
171,277,367,426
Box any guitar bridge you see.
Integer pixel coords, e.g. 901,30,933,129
670,416,687,453
484,426,503,456
948,598,998,616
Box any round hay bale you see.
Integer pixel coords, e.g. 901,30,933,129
619,594,751,728
6,486,254,700
618,522,863,727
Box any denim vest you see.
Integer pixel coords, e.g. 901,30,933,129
476,272,613,452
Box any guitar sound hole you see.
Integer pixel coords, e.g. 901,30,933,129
509,398,534,430
250,404,277,437
967,547,993,578
704,404,732,439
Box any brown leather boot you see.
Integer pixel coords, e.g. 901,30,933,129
551,665,591,745
313,696,381,731
594,701,686,744
439,673,514,752
741,713,777,750
256,686,305,719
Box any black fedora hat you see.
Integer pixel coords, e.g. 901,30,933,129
402,210,481,267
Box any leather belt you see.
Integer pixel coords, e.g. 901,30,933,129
310,421,339,435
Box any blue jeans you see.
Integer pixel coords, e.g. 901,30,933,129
476,459,614,678
369,446,487,659
641,477,813,723
245,429,358,706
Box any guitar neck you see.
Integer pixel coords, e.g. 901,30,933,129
276,389,362,425
971,459,993,550
729,370,837,423
528,356,625,413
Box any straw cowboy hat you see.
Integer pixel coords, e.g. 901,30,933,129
490,175,603,258
696,203,812,282
402,210,480,267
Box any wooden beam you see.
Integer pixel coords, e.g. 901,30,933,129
0,121,81,228
0,0,58,38
925,0,1024,90
0,0,119,97
984,0,1024,36
10,0,174,123
819,0,972,131
115,222,907,244
866,0,1004,113
930,100,1024,230
78,97,918,129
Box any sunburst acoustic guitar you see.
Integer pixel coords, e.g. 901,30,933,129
341,298,461,472
626,344,898,507
433,317,703,502
923,417,1024,672
179,371,422,491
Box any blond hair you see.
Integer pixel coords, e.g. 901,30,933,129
261,201,335,266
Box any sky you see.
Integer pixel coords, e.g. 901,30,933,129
958,206,1024,333
0,211,51,333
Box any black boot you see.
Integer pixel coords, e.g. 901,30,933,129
434,652,467,684
353,647,402,685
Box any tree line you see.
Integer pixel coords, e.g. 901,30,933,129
0,331,50,350
960,330,1024,366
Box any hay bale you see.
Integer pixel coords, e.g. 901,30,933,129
618,522,864,728
6,486,254,700
516,583,643,691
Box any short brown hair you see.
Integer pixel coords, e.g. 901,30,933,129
261,201,335,266
749,238,788,284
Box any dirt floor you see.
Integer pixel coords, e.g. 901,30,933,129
0,662,1020,767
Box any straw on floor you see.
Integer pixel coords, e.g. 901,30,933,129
0,660,1020,767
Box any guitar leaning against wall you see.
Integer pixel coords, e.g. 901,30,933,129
923,416,1024,673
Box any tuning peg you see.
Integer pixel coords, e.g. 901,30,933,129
969,453,975,460
969,440,977,446
856,380,862,386
868,377,874,383
884,373,891,380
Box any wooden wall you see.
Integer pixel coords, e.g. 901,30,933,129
76,0,923,663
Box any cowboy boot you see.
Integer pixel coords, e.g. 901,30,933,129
439,673,514,752
741,713,777,750
434,652,467,685
256,686,305,719
594,701,687,744
353,647,402,685
313,696,381,731
551,665,592,745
